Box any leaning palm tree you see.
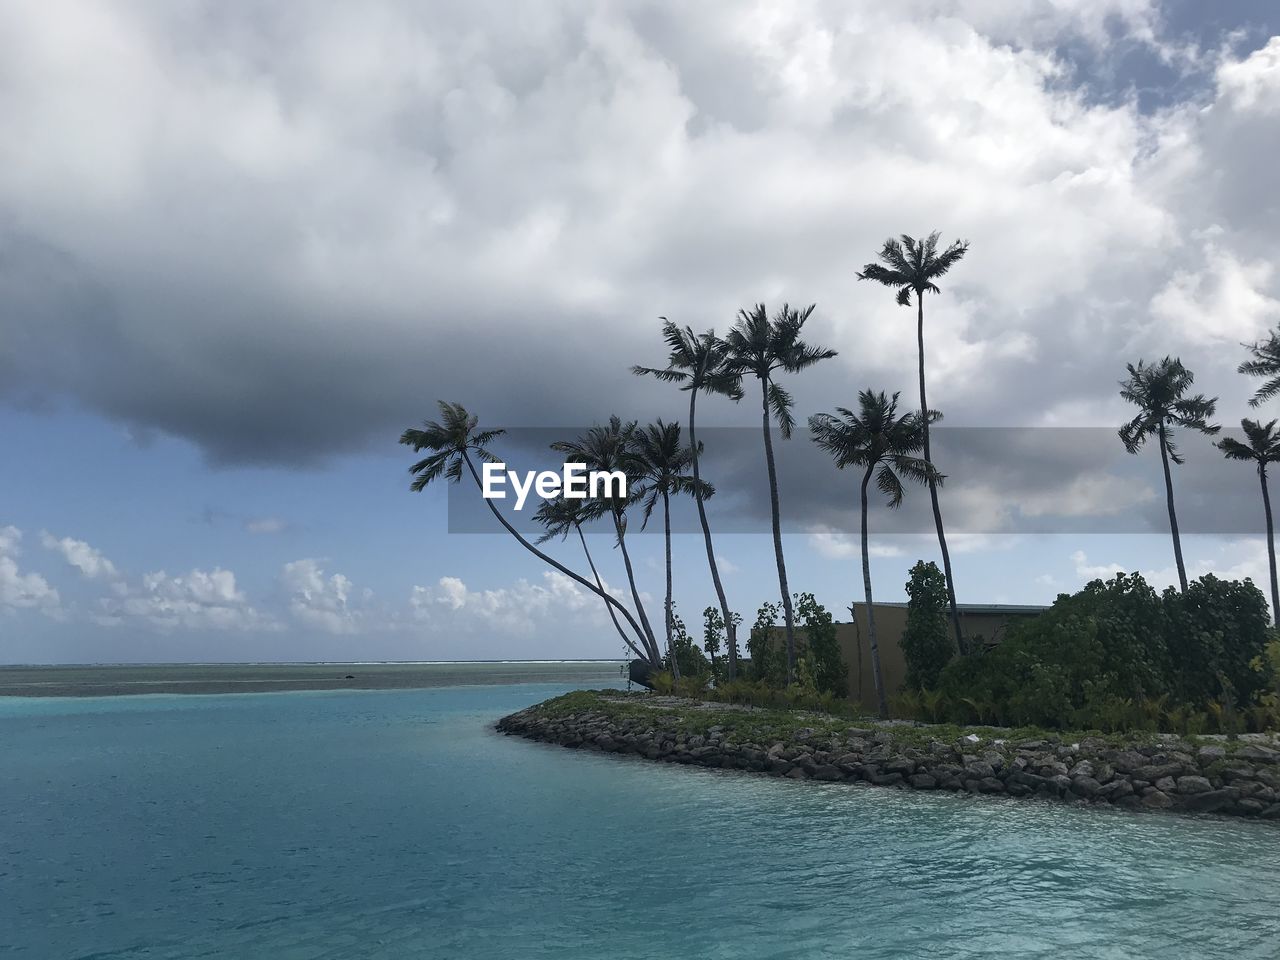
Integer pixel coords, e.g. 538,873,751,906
533,497,644,661
724,303,837,683
551,419,661,663
1217,418,1280,620
810,391,939,717
1118,357,1220,593
633,320,743,678
631,419,714,681
1240,327,1280,408
858,232,969,654
401,401,655,663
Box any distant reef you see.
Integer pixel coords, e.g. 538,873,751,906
497,690,1280,822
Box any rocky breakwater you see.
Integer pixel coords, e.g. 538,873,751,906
496,693,1280,821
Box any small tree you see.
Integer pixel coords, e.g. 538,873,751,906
664,603,710,679
747,601,786,686
703,606,724,681
901,561,954,690
794,592,847,696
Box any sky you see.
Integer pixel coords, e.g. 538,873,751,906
3,0,1280,663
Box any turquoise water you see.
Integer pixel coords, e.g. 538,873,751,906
4,683,1280,959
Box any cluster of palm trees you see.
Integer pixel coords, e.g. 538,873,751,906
401,232,976,703
1123,335,1280,620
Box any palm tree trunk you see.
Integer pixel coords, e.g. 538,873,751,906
861,465,888,718
612,509,662,663
1157,423,1188,592
916,295,966,655
760,378,797,684
461,452,657,664
688,389,737,679
662,488,680,682
576,524,641,659
1261,464,1279,622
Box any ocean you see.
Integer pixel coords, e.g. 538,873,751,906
3,663,1279,959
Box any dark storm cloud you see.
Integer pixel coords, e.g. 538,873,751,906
2,0,1279,513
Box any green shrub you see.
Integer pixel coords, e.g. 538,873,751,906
795,592,847,696
747,601,786,686
663,604,711,679
702,606,724,681
1163,574,1272,707
900,561,954,691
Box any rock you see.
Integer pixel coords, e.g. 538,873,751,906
1176,775,1212,795
1219,765,1257,783
1068,760,1095,778
1142,790,1174,809
785,766,808,780
768,759,793,775
1111,750,1148,773
767,742,786,759
812,764,844,782
964,761,996,779
872,772,905,787
1133,763,1183,781
886,757,917,776
1155,777,1177,794
1098,779,1134,801
910,773,938,789
1181,789,1233,813
1236,745,1280,764
1236,798,1266,816
978,777,1005,794
1198,745,1227,764
834,753,861,766
1070,776,1102,798
1259,803,1280,820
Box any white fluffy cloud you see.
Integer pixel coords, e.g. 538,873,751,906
39,530,120,580
411,571,607,638
98,566,267,631
281,558,376,635
0,526,61,612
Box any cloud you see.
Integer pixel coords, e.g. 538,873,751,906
281,558,373,635
410,570,606,638
0,526,61,613
39,530,120,580
97,566,265,631
245,517,287,535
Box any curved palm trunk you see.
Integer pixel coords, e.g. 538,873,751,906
461,453,656,664
1260,464,1279,622
662,489,679,682
861,466,888,718
1157,424,1188,592
576,524,642,659
688,389,737,680
760,378,797,684
612,509,662,663
916,295,966,655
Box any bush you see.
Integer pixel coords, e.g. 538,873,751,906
663,604,711,679
795,592,847,696
933,572,1279,732
900,561,954,691
702,606,724,681
747,601,786,686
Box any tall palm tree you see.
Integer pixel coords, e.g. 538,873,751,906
810,391,939,717
724,303,837,683
401,401,655,662
1217,418,1280,620
551,419,662,663
533,497,644,661
633,320,743,678
1240,327,1280,408
858,232,969,654
631,419,713,681
1118,357,1220,593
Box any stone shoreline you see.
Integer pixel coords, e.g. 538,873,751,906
497,691,1280,821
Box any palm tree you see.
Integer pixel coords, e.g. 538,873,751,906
724,303,837,683
400,401,656,662
1118,357,1220,593
810,391,939,717
532,497,644,661
1240,327,1280,408
1217,418,1280,620
633,320,743,678
631,420,713,681
858,232,969,654
551,419,662,663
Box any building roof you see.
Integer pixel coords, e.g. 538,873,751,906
848,601,1048,614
